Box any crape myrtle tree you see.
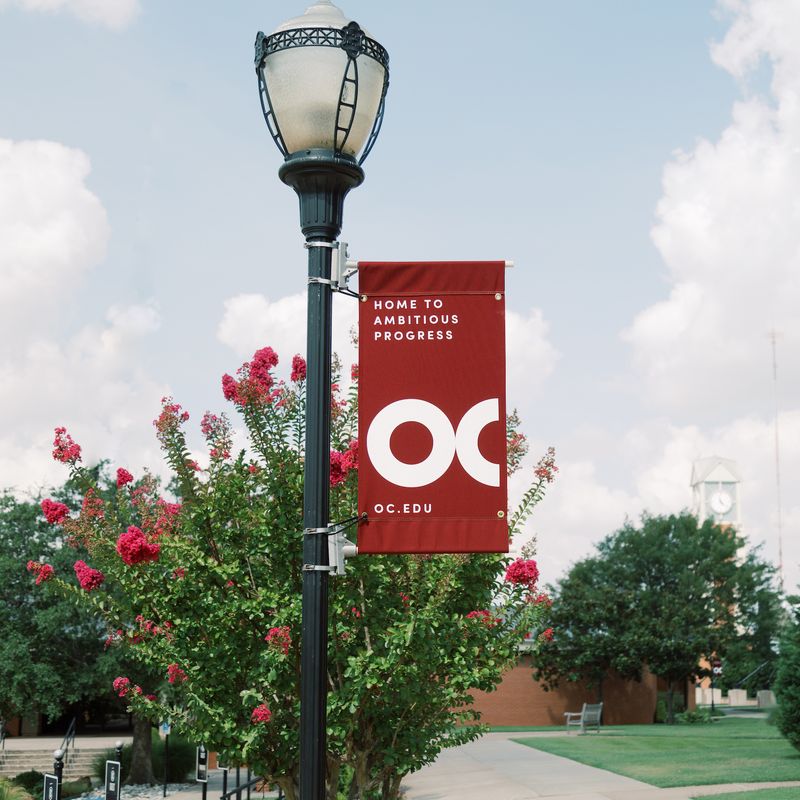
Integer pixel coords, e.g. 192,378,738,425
533,513,776,724
29,347,556,800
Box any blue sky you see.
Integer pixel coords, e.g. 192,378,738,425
1,0,797,590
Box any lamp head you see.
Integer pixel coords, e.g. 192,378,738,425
255,1,389,165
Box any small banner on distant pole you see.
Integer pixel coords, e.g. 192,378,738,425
357,261,508,554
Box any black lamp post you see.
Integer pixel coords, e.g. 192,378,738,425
254,3,389,798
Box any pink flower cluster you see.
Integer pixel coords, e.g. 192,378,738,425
222,347,280,407
529,591,552,607
505,558,540,589
116,525,160,565
41,499,70,525
112,676,131,697
506,430,528,476
251,704,272,725
466,609,497,628
167,663,188,684
265,626,292,655
540,627,555,642
201,412,232,460
153,397,190,446
330,439,358,487
74,560,105,591
116,468,134,487
52,427,81,464
534,446,558,484
135,614,173,640
290,354,306,383
350,363,359,382
81,489,105,520
26,560,54,585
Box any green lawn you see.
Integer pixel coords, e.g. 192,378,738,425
693,791,800,800
513,718,800,788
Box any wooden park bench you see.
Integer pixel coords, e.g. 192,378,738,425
564,702,603,733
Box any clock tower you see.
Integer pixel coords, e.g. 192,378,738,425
691,456,742,528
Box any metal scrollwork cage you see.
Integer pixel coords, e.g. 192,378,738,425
254,20,389,165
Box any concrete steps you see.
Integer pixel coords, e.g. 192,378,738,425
0,747,110,780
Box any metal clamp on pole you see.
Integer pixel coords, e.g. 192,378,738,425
302,523,358,576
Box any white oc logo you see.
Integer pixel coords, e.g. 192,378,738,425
366,398,500,488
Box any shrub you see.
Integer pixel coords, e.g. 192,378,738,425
91,747,130,784
92,735,195,784
676,708,713,724
150,735,195,783
0,779,33,800
61,778,92,799
654,692,685,723
9,773,43,795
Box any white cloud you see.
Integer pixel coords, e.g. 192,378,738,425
506,307,560,413
0,0,139,29
622,0,800,417
0,139,109,338
0,302,169,492
0,136,168,492
217,292,359,381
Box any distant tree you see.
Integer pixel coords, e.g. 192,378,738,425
532,555,641,703
718,554,784,696
0,491,118,723
533,513,777,723
773,598,800,750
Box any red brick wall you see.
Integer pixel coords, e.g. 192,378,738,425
470,656,660,726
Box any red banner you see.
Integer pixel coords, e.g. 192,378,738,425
357,261,508,554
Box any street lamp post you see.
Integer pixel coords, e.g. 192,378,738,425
254,3,389,798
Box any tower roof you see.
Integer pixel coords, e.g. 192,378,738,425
691,456,742,486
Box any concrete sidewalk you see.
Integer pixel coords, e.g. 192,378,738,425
399,732,800,800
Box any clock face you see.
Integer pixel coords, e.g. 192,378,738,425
709,490,733,515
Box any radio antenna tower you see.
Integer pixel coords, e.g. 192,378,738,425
769,330,784,592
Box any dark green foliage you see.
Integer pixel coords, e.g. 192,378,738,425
9,772,43,794
676,708,713,724
717,557,785,695
773,599,800,750
0,491,121,722
60,778,92,799
91,735,195,784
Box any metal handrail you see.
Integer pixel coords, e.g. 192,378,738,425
734,661,770,688
220,771,283,800
59,718,77,765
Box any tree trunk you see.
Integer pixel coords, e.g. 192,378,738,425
596,675,605,705
277,777,298,800
381,772,403,799
125,715,155,785
666,681,676,725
